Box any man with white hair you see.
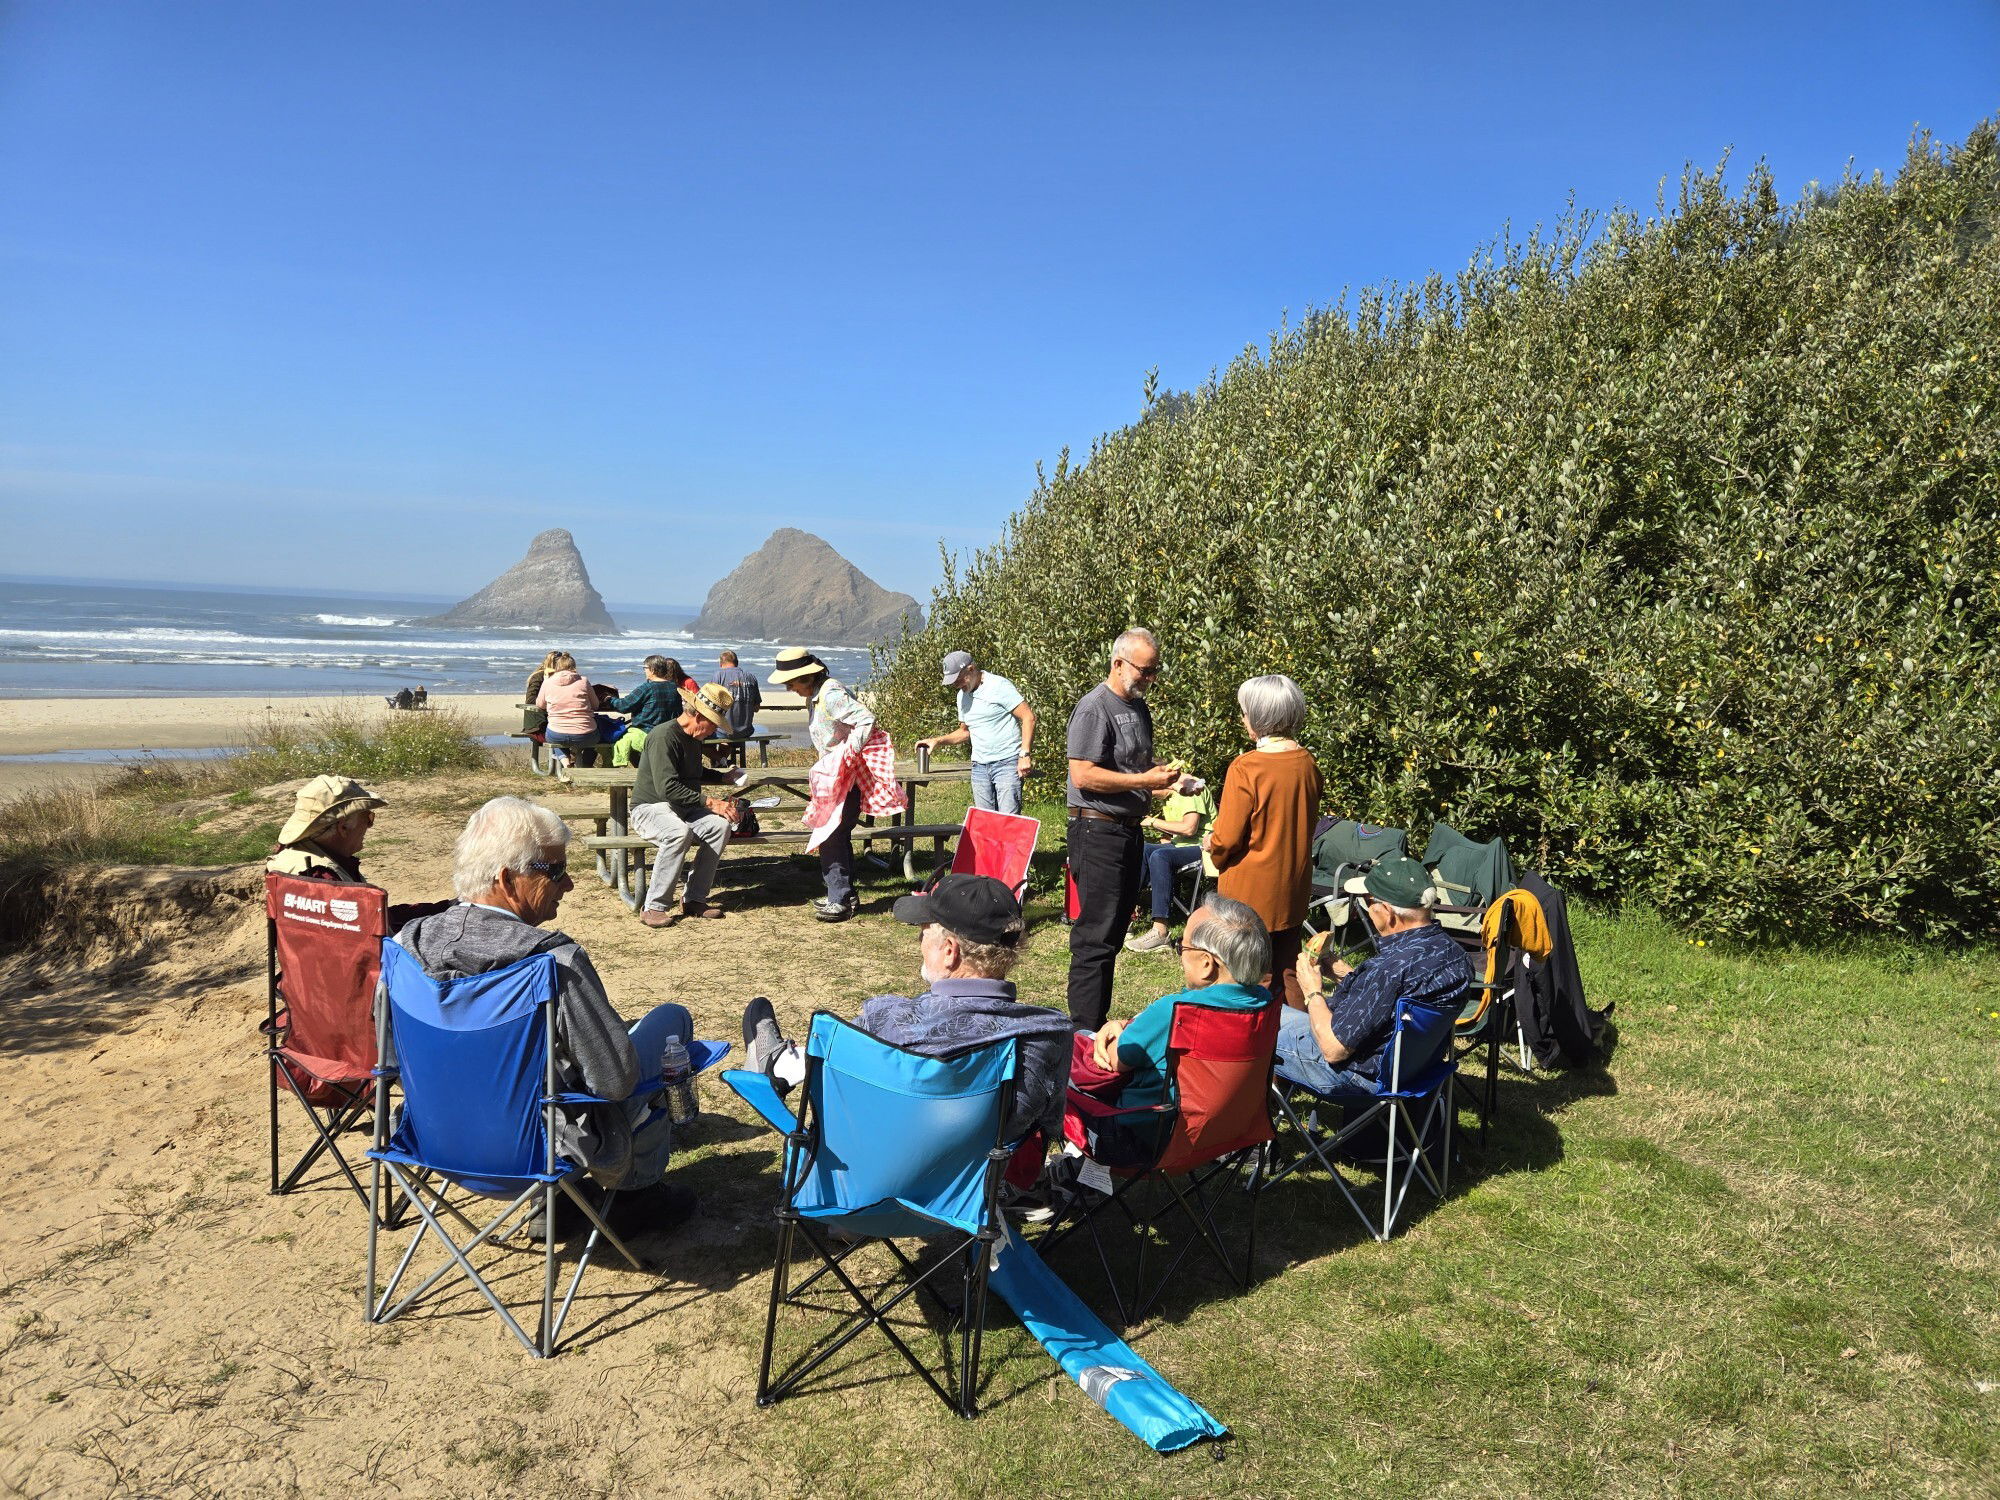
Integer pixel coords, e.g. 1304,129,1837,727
1064,627,1182,1029
392,796,700,1236
1063,894,1274,1163
1282,854,1469,1100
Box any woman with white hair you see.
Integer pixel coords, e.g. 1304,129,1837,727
1205,674,1324,1006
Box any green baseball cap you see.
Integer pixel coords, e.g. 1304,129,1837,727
1363,853,1433,909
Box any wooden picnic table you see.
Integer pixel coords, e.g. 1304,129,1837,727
556,760,963,905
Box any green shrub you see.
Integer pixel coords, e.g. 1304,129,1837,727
874,122,2000,941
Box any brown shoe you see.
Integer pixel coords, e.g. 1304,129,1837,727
638,908,675,928
681,901,725,920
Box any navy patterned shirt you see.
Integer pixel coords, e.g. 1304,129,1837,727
1328,923,1470,1081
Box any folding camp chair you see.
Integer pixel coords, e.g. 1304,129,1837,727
1040,997,1280,1325
1439,898,1531,1143
1265,1001,1457,1242
263,873,388,1215
723,1015,1017,1418
1302,820,1408,949
948,807,1040,901
364,941,723,1358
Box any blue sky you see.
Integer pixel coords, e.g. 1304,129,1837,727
2,2,1994,608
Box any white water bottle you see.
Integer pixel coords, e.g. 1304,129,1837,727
658,1037,698,1125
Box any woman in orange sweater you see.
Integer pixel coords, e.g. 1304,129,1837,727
1205,674,1323,1006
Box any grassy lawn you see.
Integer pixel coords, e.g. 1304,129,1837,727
689,772,2000,1498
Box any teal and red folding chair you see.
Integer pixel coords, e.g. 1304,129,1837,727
365,939,726,1358
724,1014,1017,1417
263,873,387,1214
1039,996,1280,1326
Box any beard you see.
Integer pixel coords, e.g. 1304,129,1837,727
919,958,943,987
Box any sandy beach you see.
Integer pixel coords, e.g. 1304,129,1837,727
0,691,810,802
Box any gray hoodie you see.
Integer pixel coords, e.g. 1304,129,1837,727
392,903,641,1185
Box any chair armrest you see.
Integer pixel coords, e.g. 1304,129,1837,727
722,1068,800,1136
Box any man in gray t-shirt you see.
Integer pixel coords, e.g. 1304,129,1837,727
1063,628,1180,1028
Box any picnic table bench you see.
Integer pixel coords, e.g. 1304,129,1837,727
558,762,968,910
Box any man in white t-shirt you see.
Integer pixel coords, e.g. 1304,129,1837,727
914,650,1038,815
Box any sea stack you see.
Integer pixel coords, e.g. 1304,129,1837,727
422,528,618,633
690,528,923,646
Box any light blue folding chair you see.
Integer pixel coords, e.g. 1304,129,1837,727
724,1013,1017,1418
364,939,724,1358
1263,1000,1457,1242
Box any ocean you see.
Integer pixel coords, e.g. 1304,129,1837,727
0,579,882,699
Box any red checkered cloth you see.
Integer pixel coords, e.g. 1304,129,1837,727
803,727,906,852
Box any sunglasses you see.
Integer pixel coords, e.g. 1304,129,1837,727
527,857,569,881
1120,659,1163,679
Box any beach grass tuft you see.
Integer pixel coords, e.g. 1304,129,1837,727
0,703,488,870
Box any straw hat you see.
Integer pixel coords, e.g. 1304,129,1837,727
278,774,387,847
769,647,827,685
682,682,735,728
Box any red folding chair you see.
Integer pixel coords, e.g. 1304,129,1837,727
948,807,1040,901
1039,997,1280,1324
262,873,388,1214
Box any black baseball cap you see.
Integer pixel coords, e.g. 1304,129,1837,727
892,873,1024,946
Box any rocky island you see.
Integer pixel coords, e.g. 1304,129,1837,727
420,528,618,633
690,528,923,647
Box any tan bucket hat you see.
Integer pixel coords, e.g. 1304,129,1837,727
278,774,387,847
682,682,735,728
769,647,826,685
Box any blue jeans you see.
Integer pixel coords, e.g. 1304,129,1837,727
970,758,1023,816
624,1002,694,1186
1274,1004,1381,1102
1141,842,1203,921
545,728,600,768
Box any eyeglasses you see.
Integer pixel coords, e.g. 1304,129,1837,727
527,857,569,881
1170,939,1216,959
1120,658,1163,679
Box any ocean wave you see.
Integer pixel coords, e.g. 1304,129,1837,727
312,613,399,627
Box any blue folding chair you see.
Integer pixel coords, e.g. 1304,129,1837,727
724,1014,1017,1418
1264,1001,1457,1242
364,940,723,1358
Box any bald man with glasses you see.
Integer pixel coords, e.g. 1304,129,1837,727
1063,627,1182,1029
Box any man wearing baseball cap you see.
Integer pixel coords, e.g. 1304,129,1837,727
913,650,1037,816
740,873,1073,1148
1279,853,1469,1100
629,682,741,925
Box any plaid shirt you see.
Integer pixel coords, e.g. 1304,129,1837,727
1328,922,1469,1081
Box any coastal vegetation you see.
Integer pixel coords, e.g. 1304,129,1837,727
873,119,2000,941
0,703,487,873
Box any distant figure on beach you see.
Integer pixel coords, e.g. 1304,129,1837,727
268,776,449,929
714,649,762,740
412,684,427,708
534,652,600,767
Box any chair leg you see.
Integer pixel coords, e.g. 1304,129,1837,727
757,1215,796,1406
268,1058,281,1194
540,1181,558,1359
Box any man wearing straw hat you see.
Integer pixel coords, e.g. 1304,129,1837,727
630,682,741,926
268,774,388,884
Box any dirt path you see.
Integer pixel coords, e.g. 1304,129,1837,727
0,766,939,1498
